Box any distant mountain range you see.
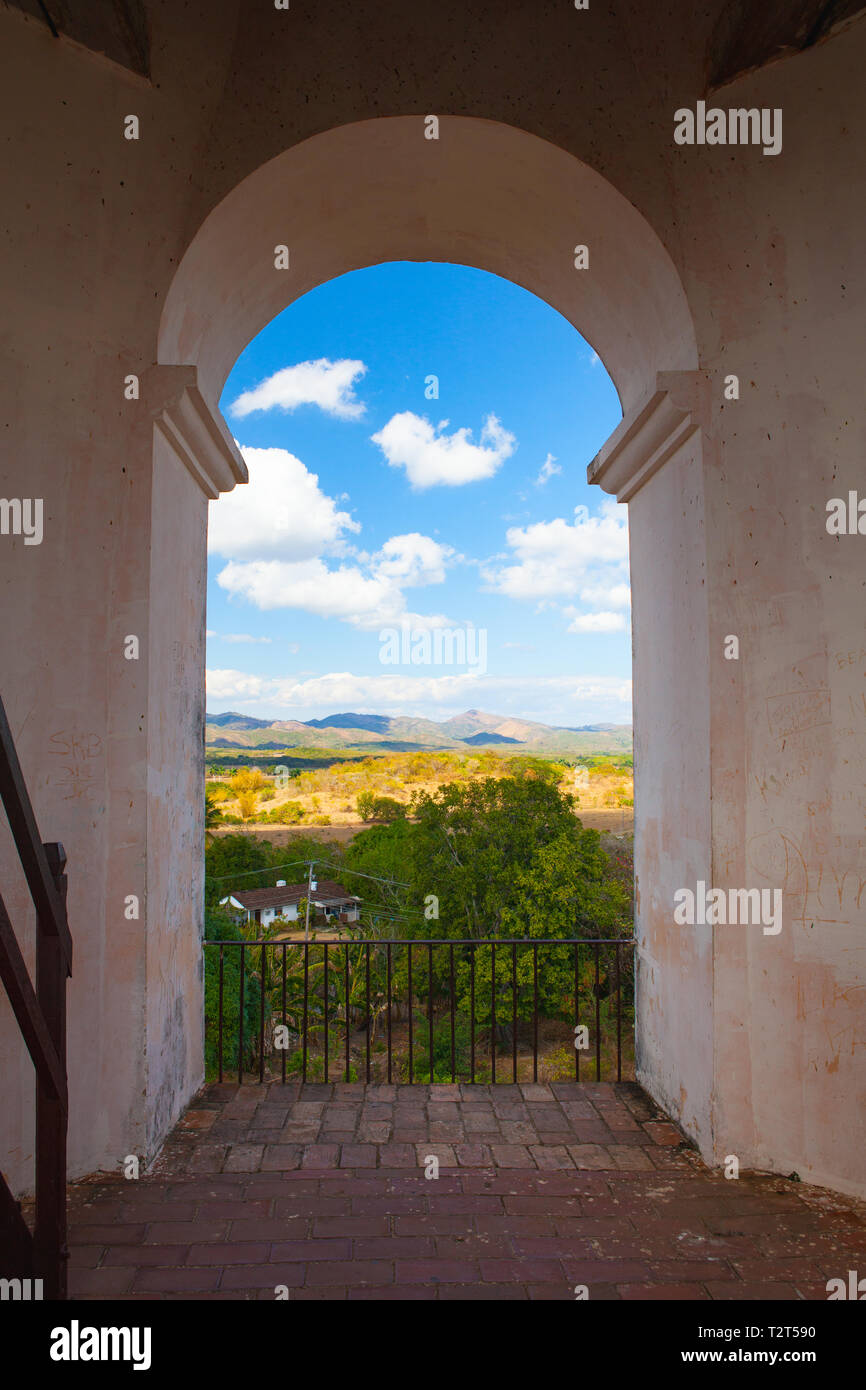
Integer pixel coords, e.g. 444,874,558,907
205,708,632,755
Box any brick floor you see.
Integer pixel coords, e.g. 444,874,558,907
66,1081,866,1300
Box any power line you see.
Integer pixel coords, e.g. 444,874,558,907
208,855,411,891
208,858,310,884
317,859,411,889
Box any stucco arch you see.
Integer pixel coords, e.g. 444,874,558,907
154,115,713,1174
2,4,864,1214
158,115,698,415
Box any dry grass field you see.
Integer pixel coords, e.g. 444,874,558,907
207,751,633,839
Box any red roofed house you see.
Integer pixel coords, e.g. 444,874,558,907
220,878,361,929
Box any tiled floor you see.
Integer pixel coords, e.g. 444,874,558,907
66,1081,866,1300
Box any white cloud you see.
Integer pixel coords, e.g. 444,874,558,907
565,609,628,633
208,447,359,561
483,498,628,600
206,668,632,725
222,633,272,644
229,358,367,420
216,555,453,631
206,669,274,701
373,533,453,587
579,582,631,610
371,412,515,489
534,453,561,487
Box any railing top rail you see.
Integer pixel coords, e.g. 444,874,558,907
0,892,67,1108
0,696,71,970
204,937,634,947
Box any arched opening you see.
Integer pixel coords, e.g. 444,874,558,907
202,258,634,1087
159,116,698,414
153,115,710,1155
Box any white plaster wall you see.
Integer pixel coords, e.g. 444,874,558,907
144,430,208,1156
0,0,863,1197
628,432,713,1152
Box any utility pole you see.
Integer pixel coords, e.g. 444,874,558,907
304,859,316,942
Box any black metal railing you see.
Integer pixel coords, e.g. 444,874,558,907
0,695,72,1299
204,937,633,1086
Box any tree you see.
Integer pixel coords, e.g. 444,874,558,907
205,832,279,909
203,906,262,1079
237,789,259,821
403,775,604,938
231,768,267,794
205,790,223,834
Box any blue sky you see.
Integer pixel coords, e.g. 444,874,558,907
206,262,632,727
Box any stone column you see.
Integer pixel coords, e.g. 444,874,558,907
0,363,245,1190
590,376,715,1156
142,368,247,1158
591,368,866,1198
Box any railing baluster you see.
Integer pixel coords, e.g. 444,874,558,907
344,941,350,1083
615,942,622,1084
511,941,517,1083
470,943,475,1084
428,941,434,1083
491,941,496,1085
302,941,309,1084
281,943,287,1086
218,945,224,1084
365,942,371,1084
323,943,329,1084
238,943,245,1086
449,944,456,1085
574,942,579,1082
594,943,601,1082
259,942,266,1083
532,944,538,1084
408,943,413,1084
387,942,392,1085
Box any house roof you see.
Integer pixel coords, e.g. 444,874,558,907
228,880,361,911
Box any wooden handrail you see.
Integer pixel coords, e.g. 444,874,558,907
0,694,71,1298
0,699,72,970
0,893,67,1106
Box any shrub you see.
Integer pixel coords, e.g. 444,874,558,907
259,800,304,824
371,795,406,823
237,790,259,820
406,1012,474,1083
203,908,262,1080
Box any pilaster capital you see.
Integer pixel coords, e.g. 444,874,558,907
588,370,709,502
147,365,248,500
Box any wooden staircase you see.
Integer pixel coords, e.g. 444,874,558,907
0,695,71,1299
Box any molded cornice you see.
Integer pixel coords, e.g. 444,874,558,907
150,366,247,500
